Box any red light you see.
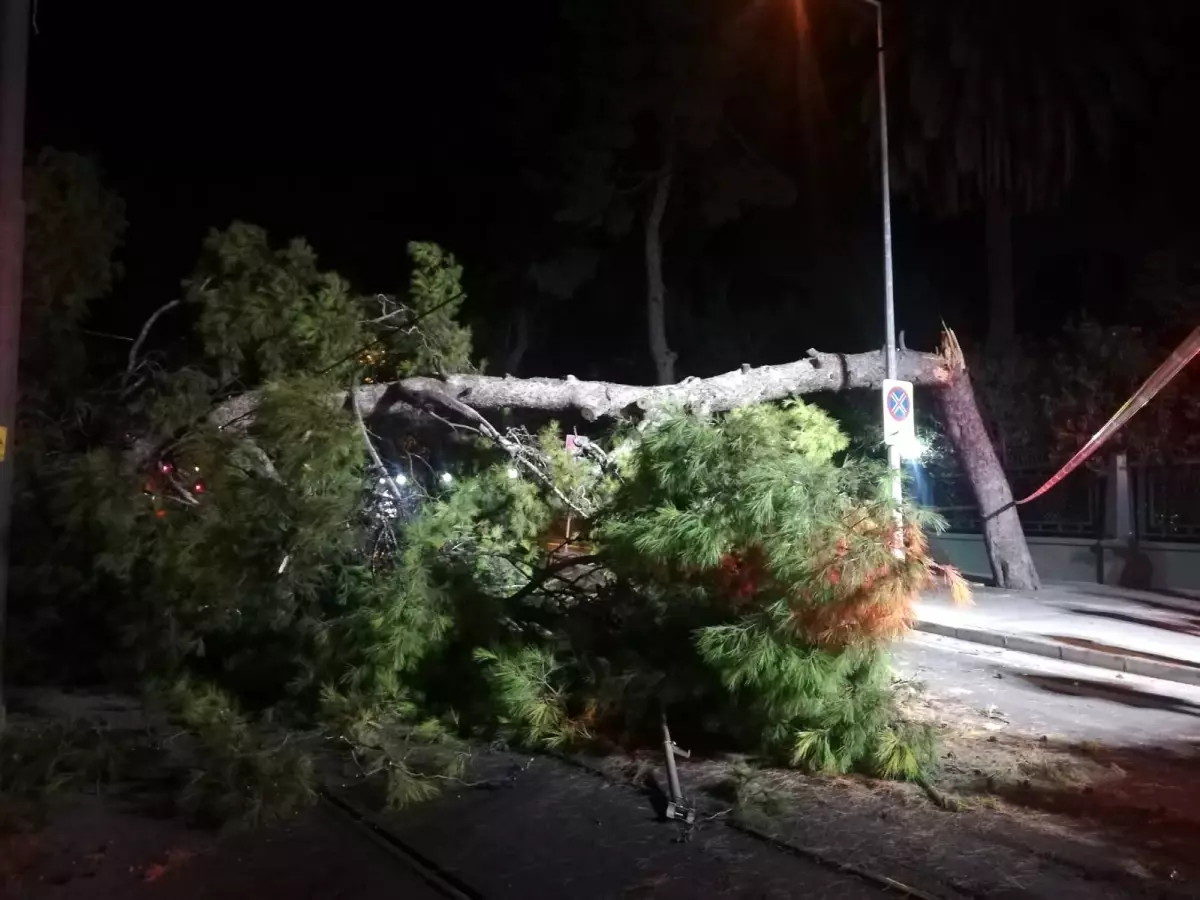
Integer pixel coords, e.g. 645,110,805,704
193,481,205,494
159,461,174,474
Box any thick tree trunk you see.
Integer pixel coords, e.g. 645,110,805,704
937,366,1040,590
213,347,948,431
985,195,1016,354
211,340,1039,590
364,349,948,424
645,163,676,385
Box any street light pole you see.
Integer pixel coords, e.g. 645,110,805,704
862,0,904,537
870,0,897,384
0,0,31,731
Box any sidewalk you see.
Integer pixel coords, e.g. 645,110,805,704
913,582,1200,685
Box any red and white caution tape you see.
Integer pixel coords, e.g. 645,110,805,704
1016,326,1200,506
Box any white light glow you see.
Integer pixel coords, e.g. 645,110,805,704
898,435,928,462
395,473,408,485
440,472,453,484
506,467,520,479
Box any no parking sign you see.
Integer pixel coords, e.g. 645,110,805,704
881,379,915,448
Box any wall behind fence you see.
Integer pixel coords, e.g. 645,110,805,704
928,533,1200,594
925,454,1200,593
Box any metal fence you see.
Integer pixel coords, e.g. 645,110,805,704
926,464,1105,539
927,460,1200,544
1134,463,1200,542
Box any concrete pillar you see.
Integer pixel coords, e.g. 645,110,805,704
1105,452,1133,543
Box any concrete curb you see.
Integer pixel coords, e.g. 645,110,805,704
913,620,1200,687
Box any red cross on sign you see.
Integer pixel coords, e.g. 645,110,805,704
886,386,911,421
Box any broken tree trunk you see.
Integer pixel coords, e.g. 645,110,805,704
214,347,945,428
937,364,1040,591
211,341,1040,590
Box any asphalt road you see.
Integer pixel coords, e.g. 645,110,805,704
16,642,1200,900
8,799,451,900
894,631,1200,744
362,751,890,900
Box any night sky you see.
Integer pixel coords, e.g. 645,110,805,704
26,2,556,329
23,1,1200,377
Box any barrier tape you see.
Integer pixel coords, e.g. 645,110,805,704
1015,326,1200,506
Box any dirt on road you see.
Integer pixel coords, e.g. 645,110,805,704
590,675,1200,900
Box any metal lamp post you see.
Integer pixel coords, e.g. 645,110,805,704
791,0,904,537
866,1,898,384
860,0,905,550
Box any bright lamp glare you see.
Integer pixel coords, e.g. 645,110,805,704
506,467,520,479
440,472,453,484
898,435,928,462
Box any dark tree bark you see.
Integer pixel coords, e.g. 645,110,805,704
211,341,1040,590
645,162,676,385
937,364,1040,590
985,194,1016,354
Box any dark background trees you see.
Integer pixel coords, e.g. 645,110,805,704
878,0,1163,354
23,1,1195,384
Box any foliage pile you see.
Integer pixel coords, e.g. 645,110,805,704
165,679,317,831
479,402,960,778
0,722,130,832
14,204,484,820
14,157,964,829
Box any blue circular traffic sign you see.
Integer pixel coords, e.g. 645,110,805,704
886,386,911,422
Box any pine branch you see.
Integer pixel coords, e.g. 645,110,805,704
351,386,406,505
239,440,284,484
126,298,184,387
503,554,603,606
416,400,592,518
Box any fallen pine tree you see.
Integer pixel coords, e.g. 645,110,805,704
208,332,1039,591
13,221,1022,827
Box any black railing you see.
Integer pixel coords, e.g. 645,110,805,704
926,465,1105,539
928,460,1200,544
1134,463,1200,543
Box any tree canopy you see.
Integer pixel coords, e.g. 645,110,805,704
877,0,1159,350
